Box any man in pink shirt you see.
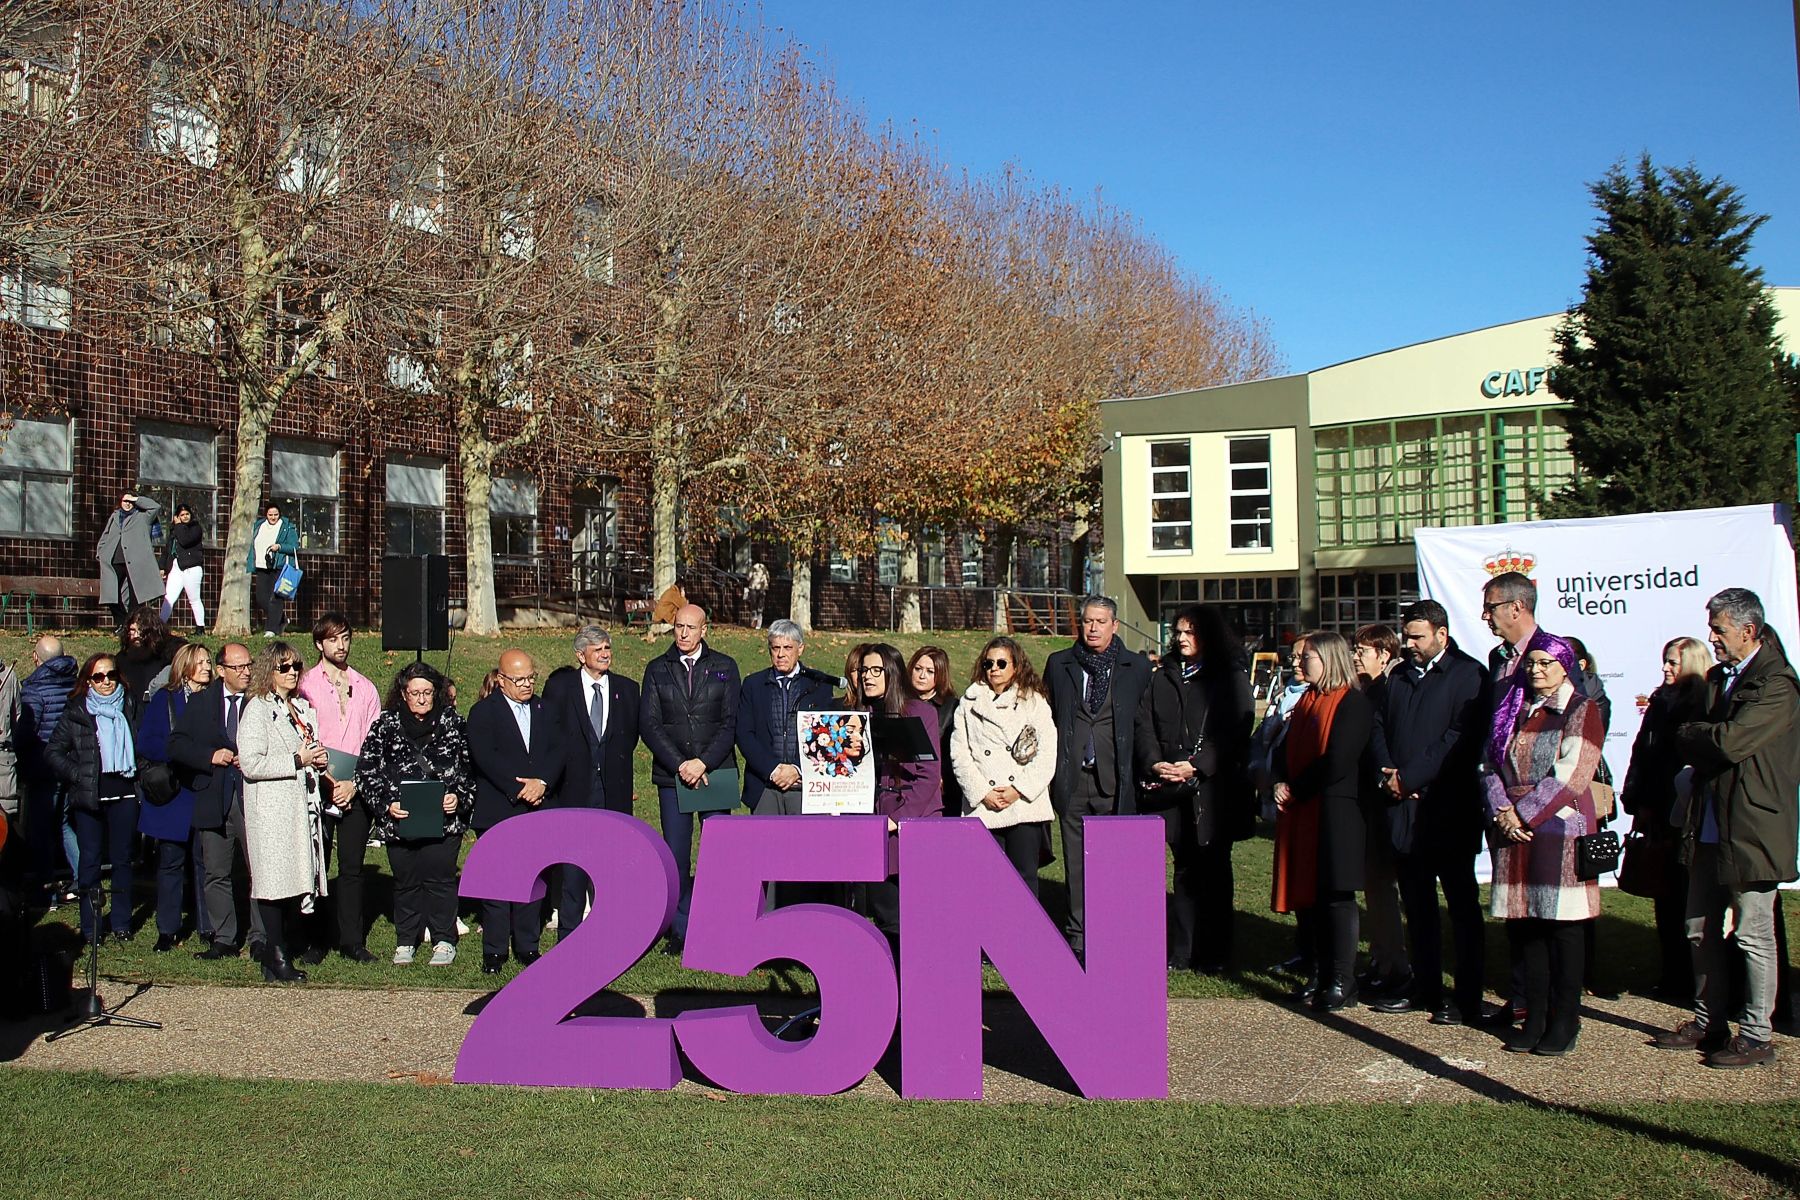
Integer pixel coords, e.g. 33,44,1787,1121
297,611,382,963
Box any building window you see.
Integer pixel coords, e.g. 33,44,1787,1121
385,310,440,395
145,64,218,168
573,199,615,284
137,422,217,546
389,143,445,234
714,507,753,574
1314,409,1574,549
272,281,337,377
1227,435,1273,550
0,416,73,537
491,473,538,561
277,118,342,197
143,258,214,352
1,236,71,331
494,337,535,410
2,25,76,121
960,532,982,587
271,438,339,552
922,528,946,587
499,192,537,260
1149,440,1192,551
1316,570,1420,635
1160,574,1300,654
571,479,619,591
1020,541,1050,589
876,521,904,587
828,546,857,583
385,455,445,557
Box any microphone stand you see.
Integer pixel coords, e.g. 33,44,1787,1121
44,885,162,1042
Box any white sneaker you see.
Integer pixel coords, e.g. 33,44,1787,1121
429,941,456,966
456,917,471,935
392,944,416,965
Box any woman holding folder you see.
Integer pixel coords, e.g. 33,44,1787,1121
357,664,473,966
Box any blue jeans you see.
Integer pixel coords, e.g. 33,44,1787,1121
72,795,140,937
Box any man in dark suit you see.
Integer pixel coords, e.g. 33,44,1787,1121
542,625,640,935
167,641,263,958
1045,594,1151,957
640,603,740,953
1368,599,1491,1026
467,648,567,973
737,619,838,816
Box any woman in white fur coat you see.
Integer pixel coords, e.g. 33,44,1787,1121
950,636,1058,896
238,640,331,983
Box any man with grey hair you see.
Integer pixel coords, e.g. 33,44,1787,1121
1655,587,1800,1068
1046,593,1151,957
19,634,79,898
737,619,837,816
543,624,640,935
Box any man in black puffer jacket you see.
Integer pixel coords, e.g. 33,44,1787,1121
638,604,740,953
18,636,79,894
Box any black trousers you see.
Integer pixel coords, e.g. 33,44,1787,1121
152,836,196,937
481,898,541,959
253,567,287,635
990,823,1044,898
1653,859,1693,994
1298,891,1359,988
1149,801,1235,969
72,794,138,938
311,803,371,950
1509,918,1584,1048
1059,768,1116,951
390,835,460,948
257,895,303,956
1395,841,1485,1011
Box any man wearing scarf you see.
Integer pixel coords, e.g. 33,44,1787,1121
1046,595,1150,957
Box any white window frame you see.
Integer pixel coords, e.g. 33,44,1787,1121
2,25,78,121
960,532,982,588
490,473,538,562
385,455,446,557
272,281,337,378
0,416,73,538
137,422,218,547
828,546,857,584
1,236,71,331
1226,435,1274,552
498,192,537,260
388,143,445,234
1148,439,1193,554
145,63,218,168
385,310,440,395
277,117,342,197
494,337,535,410
143,258,215,352
573,199,614,284
270,437,341,552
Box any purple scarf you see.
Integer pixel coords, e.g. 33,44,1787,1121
1487,628,1579,770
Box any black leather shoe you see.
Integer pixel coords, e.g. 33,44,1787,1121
339,945,377,964
261,946,307,983
1368,971,1413,1000
662,936,686,958
153,933,178,953
1312,983,1359,1012
1371,994,1428,1014
517,951,542,967
1429,1002,1465,1027
195,940,240,960
1533,1032,1579,1057
299,946,328,966
482,954,507,975
111,926,135,943
1503,1030,1541,1054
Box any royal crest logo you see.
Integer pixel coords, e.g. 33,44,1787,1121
1481,547,1536,580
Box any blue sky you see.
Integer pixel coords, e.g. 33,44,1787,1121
757,1,1800,377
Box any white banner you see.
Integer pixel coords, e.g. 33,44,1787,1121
1414,503,1799,883
798,710,876,814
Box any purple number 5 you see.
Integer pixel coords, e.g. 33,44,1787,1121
454,810,680,1088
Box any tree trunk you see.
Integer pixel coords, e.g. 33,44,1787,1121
1067,502,1091,597
215,380,275,636
897,538,921,633
789,553,813,631
459,434,499,636
990,524,1016,634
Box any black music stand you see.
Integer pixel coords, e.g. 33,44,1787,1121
44,886,162,1042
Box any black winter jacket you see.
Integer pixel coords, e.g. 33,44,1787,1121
356,707,476,841
639,642,741,787
1133,658,1255,846
45,692,143,814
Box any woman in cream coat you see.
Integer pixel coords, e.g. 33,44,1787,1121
950,636,1058,896
237,640,331,983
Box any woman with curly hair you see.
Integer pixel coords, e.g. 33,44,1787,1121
949,636,1057,897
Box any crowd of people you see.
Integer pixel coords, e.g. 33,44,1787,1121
1,579,1794,1070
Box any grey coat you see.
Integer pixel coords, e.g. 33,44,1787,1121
237,692,329,902
96,496,164,607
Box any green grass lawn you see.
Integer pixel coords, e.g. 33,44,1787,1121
2,1070,1797,1199
7,622,1800,1000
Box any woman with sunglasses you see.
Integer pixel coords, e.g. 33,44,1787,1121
45,653,144,942
1483,631,1604,1056
843,642,942,951
356,663,473,966
236,641,331,982
949,636,1057,896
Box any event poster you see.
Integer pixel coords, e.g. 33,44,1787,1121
1414,503,1799,883
798,710,876,814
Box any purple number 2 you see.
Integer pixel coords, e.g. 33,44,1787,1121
454,810,681,1088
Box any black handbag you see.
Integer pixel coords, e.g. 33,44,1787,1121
1575,829,1621,881
1618,829,1676,897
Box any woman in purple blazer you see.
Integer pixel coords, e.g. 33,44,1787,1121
845,641,942,954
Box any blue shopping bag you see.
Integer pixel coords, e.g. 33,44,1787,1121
274,559,303,599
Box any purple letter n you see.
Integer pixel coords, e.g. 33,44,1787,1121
897,817,1168,1100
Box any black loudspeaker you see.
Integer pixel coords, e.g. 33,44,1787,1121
382,555,450,652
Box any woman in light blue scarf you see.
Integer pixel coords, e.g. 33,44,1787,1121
46,653,143,942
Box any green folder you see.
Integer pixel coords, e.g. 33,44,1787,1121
325,749,359,785
676,767,740,814
393,779,447,840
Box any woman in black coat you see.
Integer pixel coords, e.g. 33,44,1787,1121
45,652,143,942
1134,604,1254,973
1621,635,1711,999
906,645,963,817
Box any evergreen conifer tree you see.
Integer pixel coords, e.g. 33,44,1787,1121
1545,156,1795,516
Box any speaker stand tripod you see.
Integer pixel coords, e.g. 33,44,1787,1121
44,887,162,1042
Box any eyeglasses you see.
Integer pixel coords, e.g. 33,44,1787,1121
500,672,536,685
858,665,887,676
981,658,1012,671
275,661,303,673
404,688,436,700
89,670,120,682
1481,599,1517,615
220,661,253,671
1522,658,1561,672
